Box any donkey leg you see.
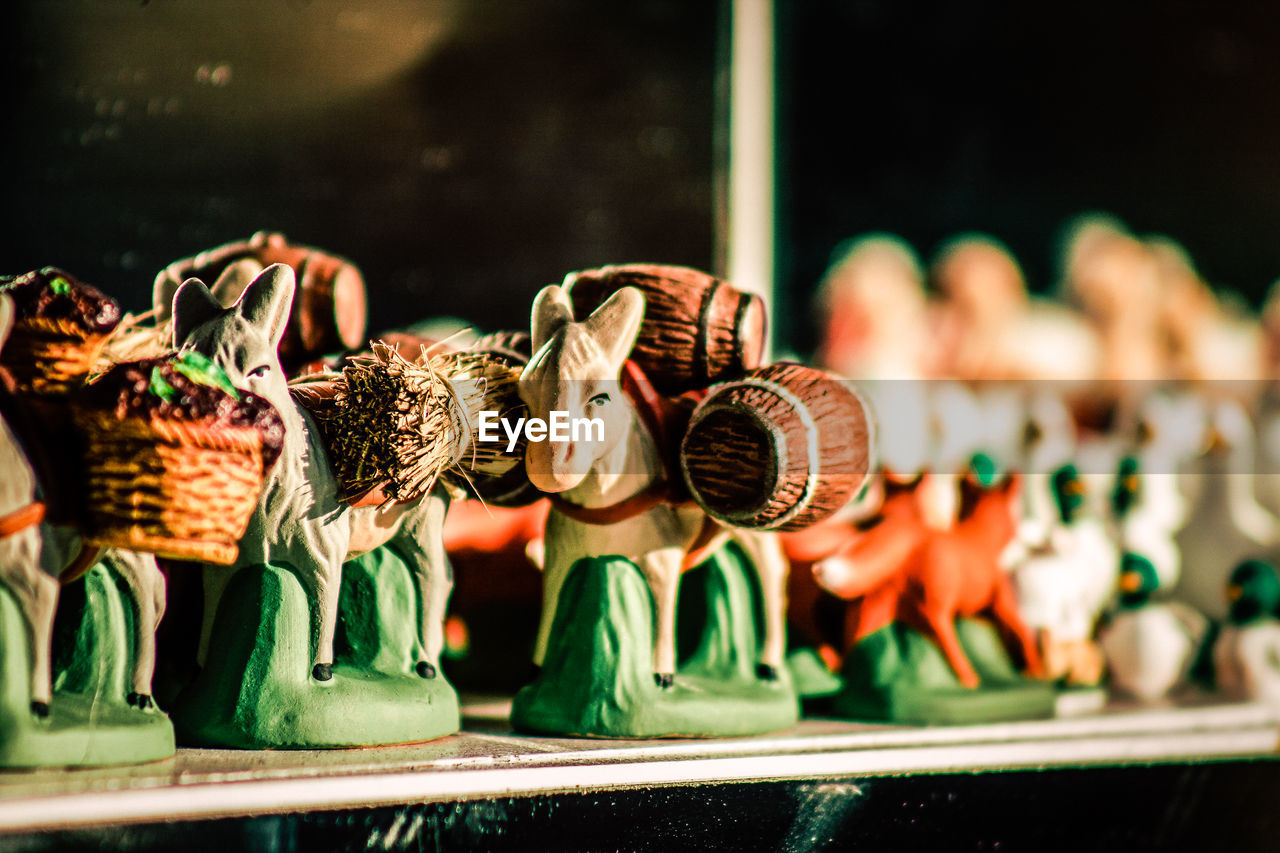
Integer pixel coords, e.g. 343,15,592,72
397,492,453,678
921,605,981,689
106,550,166,708
532,559,566,669
24,570,60,716
293,519,351,682
988,576,1045,678
640,548,684,688
306,567,342,682
197,565,236,668
738,531,789,680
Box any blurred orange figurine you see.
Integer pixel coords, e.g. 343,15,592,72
815,468,1043,688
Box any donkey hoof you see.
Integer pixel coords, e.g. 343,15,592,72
30,701,50,719
653,672,674,689
312,663,333,682
415,661,437,679
127,692,154,710
756,663,779,682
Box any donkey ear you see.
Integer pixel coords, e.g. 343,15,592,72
172,278,224,345
210,258,265,307
234,263,295,348
530,284,574,353
0,294,13,353
581,286,644,368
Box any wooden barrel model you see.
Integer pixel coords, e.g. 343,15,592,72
452,330,542,508
154,231,367,371
564,264,766,396
680,363,873,532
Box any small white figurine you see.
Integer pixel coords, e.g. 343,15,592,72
1099,554,1207,702
1007,463,1118,684
1109,390,1208,590
1175,399,1280,620
1213,559,1280,704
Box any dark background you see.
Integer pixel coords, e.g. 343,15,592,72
6,1,1280,356
0,0,720,339
777,0,1280,352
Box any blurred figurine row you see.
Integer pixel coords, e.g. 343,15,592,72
815,215,1267,386
805,215,1280,715
3,215,1280,767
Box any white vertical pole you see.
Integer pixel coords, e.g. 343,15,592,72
727,0,775,354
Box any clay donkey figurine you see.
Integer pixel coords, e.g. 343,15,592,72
518,284,789,687
0,293,58,716
0,294,167,718
171,264,453,684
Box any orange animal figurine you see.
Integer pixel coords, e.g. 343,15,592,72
810,461,1056,723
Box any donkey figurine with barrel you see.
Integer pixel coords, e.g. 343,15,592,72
512,267,872,737
167,264,458,747
518,284,788,687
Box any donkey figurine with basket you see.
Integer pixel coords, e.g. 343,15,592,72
0,289,173,767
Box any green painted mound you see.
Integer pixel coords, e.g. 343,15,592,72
512,544,798,738
834,618,1056,725
172,546,459,748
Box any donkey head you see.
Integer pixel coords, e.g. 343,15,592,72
517,284,644,493
171,263,295,414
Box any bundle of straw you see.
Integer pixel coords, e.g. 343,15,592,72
92,309,171,376
293,341,524,505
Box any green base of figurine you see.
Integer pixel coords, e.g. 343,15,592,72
833,619,1056,725
171,546,460,748
0,564,174,767
787,647,844,699
511,544,799,738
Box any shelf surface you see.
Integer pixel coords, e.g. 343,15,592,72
0,696,1275,833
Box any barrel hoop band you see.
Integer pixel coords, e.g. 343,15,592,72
712,376,820,528
731,292,753,368
693,281,718,385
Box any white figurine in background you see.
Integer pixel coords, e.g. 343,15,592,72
969,383,1028,479
1110,390,1208,589
813,234,931,381
1252,282,1280,517
917,381,988,530
1147,236,1264,385
1175,398,1280,620
1213,560,1280,704
1006,463,1118,685
1062,216,1167,384
1099,553,1207,702
928,234,1100,383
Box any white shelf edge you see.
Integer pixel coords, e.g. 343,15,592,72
0,723,1274,833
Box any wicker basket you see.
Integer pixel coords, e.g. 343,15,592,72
73,408,265,564
5,316,111,396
